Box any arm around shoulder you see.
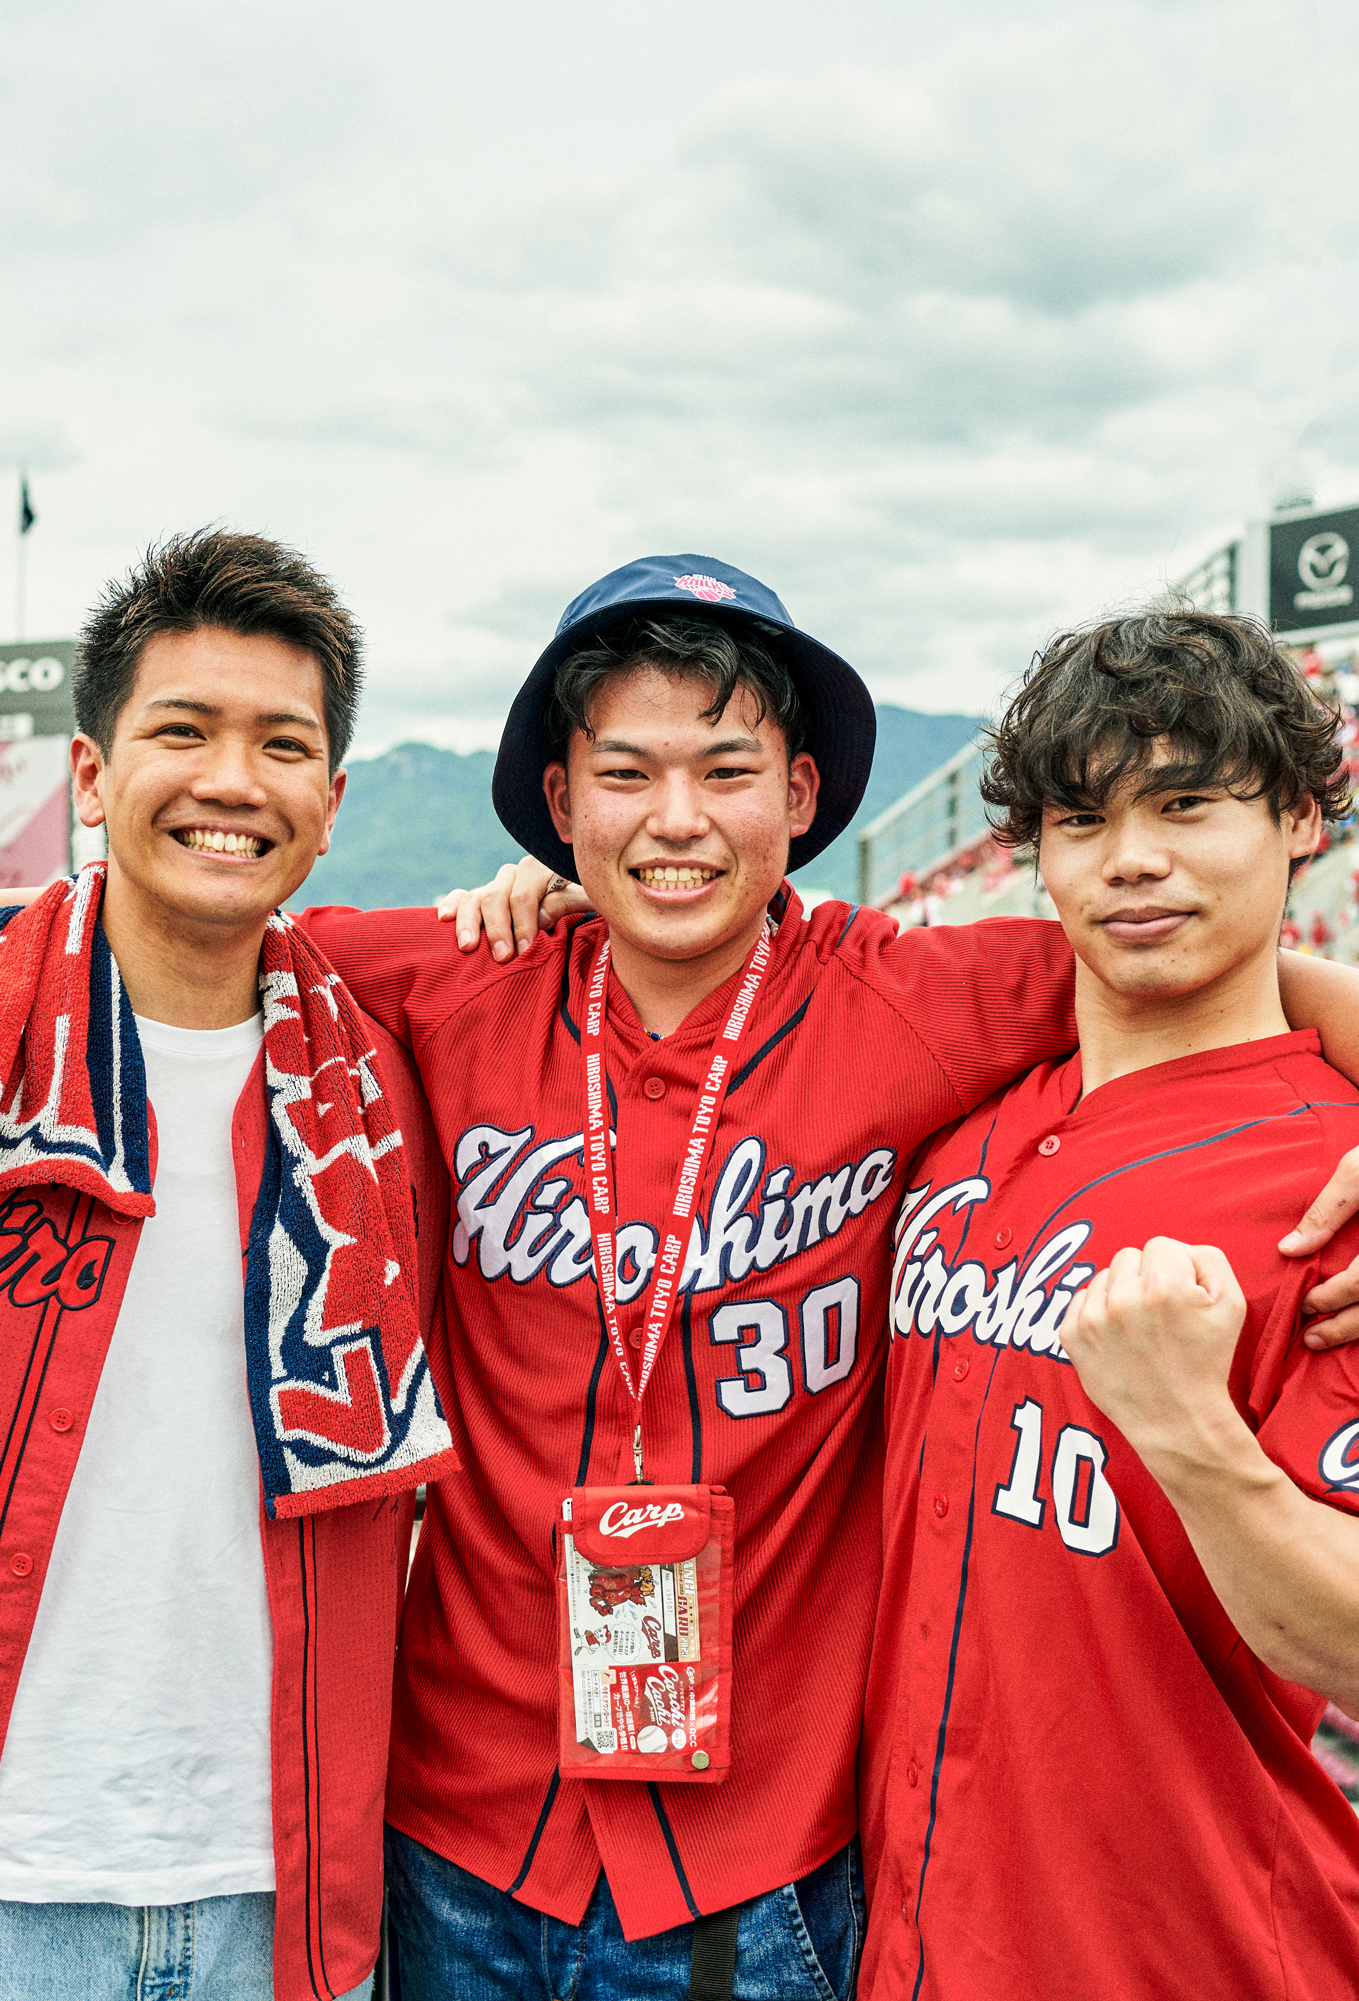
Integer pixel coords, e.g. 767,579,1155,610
861,914,1077,1111
296,903,488,1052
1279,948,1359,1084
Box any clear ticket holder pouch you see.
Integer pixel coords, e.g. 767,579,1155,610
557,1483,735,1782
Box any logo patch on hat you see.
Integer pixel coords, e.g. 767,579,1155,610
674,574,736,604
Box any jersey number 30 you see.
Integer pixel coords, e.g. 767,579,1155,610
709,1277,860,1417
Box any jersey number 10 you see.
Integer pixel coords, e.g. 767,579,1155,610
992,1396,1121,1557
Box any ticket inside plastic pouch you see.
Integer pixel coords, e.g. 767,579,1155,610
557,1483,734,1782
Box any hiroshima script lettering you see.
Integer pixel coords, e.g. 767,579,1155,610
450,1124,897,1299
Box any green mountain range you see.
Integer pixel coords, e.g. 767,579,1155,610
292,704,981,911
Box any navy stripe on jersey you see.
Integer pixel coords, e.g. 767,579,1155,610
297,1516,332,2000
557,956,580,1046
834,905,860,949
648,1783,702,1919
726,995,813,1099
681,1292,703,1484
911,1346,1003,1997
508,1768,560,1888
508,1768,562,1893
1017,1101,1359,1266
574,1300,611,1488
932,1112,999,1389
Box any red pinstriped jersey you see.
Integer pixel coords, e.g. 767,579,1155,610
300,888,1077,1939
860,1031,1359,2001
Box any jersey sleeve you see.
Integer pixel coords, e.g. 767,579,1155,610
1251,1251,1359,1521
294,904,498,1053
1257,1353,1359,1519
837,913,1078,1115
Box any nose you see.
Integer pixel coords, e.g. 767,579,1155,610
1102,821,1171,886
188,738,270,810
645,770,710,845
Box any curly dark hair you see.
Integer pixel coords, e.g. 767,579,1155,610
76,528,363,772
542,612,805,761
981,609,1350,852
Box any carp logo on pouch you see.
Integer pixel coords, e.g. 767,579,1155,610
889,1175,1096,1364
674,574,736,604
598,1499,685,1540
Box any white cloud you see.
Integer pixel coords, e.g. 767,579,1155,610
1,0,1358,737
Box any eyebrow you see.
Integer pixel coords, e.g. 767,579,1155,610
590,734,764,756
143,698,323,731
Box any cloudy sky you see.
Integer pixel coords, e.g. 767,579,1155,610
3,0,1357,752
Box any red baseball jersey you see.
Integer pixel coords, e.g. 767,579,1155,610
300,889,1077,1938
860,1030,1359,2001
0,1015,451,2001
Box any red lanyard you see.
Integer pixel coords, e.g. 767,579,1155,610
582,924,774,1471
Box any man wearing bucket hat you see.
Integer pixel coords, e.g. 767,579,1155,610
306,556,1359,1999
294,550,1103,1999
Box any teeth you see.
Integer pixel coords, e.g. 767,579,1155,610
637,866,718,888
177,828,265,858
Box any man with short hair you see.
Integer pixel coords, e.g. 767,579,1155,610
299,560,1359,2000
0,530,457,2001
859,611,1359,2000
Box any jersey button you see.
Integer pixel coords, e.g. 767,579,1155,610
9,1553,33,1578
643,1077,666,1100
49,1408,74,1433
952,1356,969,1382
628,1330,644,1349
993,1226,1012,1249
933,1493,949,1519
1038,1135,1060,1156
901,1900,911,1922
906,1761,919,1787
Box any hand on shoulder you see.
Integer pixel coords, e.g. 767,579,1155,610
435,858,590,960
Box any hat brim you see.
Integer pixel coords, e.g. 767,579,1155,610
492,600,876,883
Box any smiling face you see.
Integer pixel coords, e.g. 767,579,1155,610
542,664,818,978
1038,742,1321,1006
73,624,344,942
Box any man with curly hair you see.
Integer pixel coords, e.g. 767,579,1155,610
859,611,1359,2000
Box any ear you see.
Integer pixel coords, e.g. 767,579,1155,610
787,752,819,840
543,761,572,842
1284,792,1323,862
71,735,108,829
315,767,347,859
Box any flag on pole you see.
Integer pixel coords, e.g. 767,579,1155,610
18,478,35,535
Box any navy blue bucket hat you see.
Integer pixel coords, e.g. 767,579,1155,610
492,553,876,880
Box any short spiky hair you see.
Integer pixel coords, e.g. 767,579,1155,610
981,609,1350,851
75,528,363,770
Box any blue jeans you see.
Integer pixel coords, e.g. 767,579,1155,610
0,1891,373,2000
384,1825,864,2001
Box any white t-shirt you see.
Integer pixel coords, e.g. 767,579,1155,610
0,1014,277,1904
